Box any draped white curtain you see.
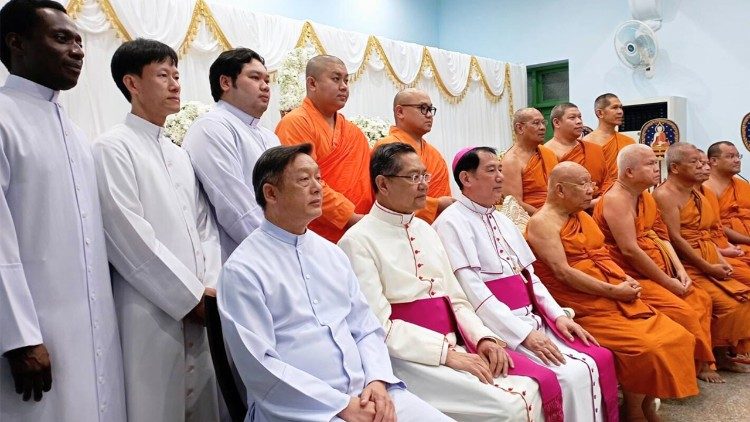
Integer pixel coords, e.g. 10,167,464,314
0,0,527,174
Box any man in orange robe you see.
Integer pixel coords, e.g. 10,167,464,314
593,144,720,382
582,93,636,175
545,103,615,206
501,107,558,214
275,55,372,242
374,88,453,223
527,161,698,421
705,141,750,249
653,143,750,372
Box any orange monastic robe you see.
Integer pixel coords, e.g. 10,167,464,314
276,98,373,242
530,211,698,398
558,141,614,198
678,189,750,352
701,186,750,286
717,176,750,237
601,132,635,176
521,145,558,209
375,127,451,223
593,192,714,363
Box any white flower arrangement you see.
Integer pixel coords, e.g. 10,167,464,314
351,115,390,148
164,101,213,146
278,46,318,113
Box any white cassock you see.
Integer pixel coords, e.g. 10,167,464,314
218,219,449,422
433,195,604,422
338,202,544,422
182,100,280,260
0,76,126,421
92,113,222,422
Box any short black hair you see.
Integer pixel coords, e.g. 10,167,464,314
209,48,265,102
0,0,67,69
370,142,417,193
252,143,313,210
110,38,178,102
453,146,497,190
707,141,735,159
550,102,579,123
594,93,618,111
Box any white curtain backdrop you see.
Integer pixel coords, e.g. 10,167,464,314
0,0,527,189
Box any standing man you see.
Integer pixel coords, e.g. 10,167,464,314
93,39,221,421
275,55,372,243
183,48,280,260
0,1,125,420
582,93,636,174
705,141,750,249
375,88,454,223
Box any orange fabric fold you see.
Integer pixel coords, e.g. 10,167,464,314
559,141,614,198
375,127,451,223
531,211,698,398
601,132,635,176
718,176,750,237
521,144,558,209
276,98,373,242
700,187,750,286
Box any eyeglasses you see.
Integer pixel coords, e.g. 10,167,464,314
560,181,595,190
400,104,437,116
384,173,432,184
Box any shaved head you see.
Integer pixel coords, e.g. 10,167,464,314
392,88,434,137
513,107,538,127
393,87,425,108
617,144,653,177
665,142,697,169
305,55,346,78
548,161,589,194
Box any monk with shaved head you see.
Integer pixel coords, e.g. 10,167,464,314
527,161,698,421
374,88,454,223
593,144,721,383
275,55,372,242
582,93,636,175
653,143,750,373
501,107,558,214
705,141,750,250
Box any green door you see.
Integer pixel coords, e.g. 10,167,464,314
527,62,569,141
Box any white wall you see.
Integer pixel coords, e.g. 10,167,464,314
438,0,750,175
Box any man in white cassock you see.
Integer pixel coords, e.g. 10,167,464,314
339,142,550,422
183,48,280,260
92,39,221,422
433,146,620,422
0,1,125,421
218,143,448,422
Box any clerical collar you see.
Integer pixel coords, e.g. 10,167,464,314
372,201,415,226
260,219,309,247
4,75,59,103
457,194,495,215
125,113,164,143
217,100,261,127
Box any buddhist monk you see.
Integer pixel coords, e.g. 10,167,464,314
275,55,372,242
593,144,720,383
653,143,750,372
582,93,636,175
501,107,558,214
545,103,614,206
374,88,454,223
705,141,750,248
527,161,698,421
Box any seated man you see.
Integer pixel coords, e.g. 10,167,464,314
434,146,619,422
582,93,636,174
527,162,698,421
593,144,718,382
374,88,454,223
501,107,558,214
705,141,750,249
218,144,447,421
339,143,548,421
653,143,750,371
545,103,614,205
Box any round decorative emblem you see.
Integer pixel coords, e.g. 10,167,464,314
741,112,750,152
640,118,679,157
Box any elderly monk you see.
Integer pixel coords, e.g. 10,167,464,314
593,144,720,383
705,141,750,249
527,161,698,422
653,143,750,372
275,55,372,242
374,88,454,223
434,147,619,422
545,103,614,205
502,107,559,214
582,93,636,174
339,143,548,421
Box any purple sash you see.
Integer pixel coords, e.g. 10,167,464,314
487,273,620,422
390,296,564,422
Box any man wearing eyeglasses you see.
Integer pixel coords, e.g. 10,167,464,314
339,142,546,421
374,88,454,223
502,107,559,214
705,141,750,250
582,93,636,175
